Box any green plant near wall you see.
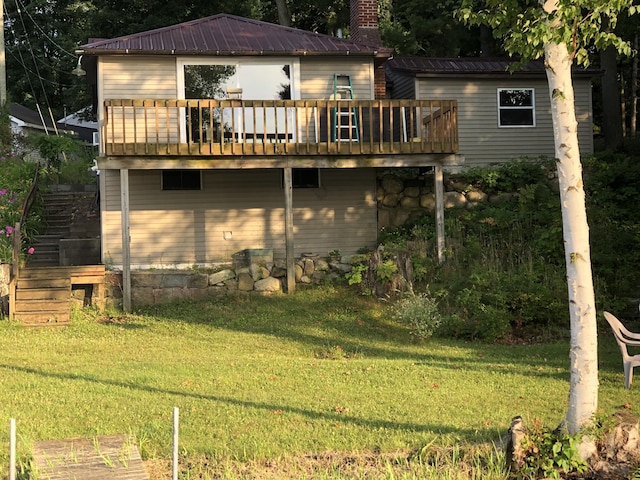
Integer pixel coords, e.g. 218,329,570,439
518,420,588,479
0,148,42,263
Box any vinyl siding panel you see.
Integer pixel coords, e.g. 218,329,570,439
101,56,178,99
387,70,415,100
300,57,374,100
102,169,377,267
413,77,593,166
100,57,179,146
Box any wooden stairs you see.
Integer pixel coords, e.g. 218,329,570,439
9,190,104,325
11,265,105,325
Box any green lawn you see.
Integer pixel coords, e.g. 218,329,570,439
0,286,637,479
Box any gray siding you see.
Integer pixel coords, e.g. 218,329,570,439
102,169,377,267
387,69,415,100
408,76,593,166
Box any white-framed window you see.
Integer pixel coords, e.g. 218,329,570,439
497,88,535,127
176,57,301,143
92,131,99,146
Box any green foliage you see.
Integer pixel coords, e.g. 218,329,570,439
345,263,367,285
519,420,588,479
29,134,81,172
459,158,552,195
392,291,441,340
0,104,12,147
0,147,42,263
457,0,636,67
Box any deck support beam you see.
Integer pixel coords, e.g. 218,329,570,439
434,164,445,264
283,167,295,293
120,169,132,312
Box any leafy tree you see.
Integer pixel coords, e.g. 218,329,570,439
458,0,636,434
379,0,497,56
4,0,92,118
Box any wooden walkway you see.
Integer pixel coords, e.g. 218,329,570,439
32,434,149,480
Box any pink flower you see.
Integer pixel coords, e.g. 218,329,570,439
27,247,35,255
0,189,7,195
5,226,14,236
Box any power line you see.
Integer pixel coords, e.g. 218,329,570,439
15,0,75,58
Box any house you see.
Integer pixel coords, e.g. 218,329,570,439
76,0,461,305
9,103,55,137
57,108,99,146
386,57,595,166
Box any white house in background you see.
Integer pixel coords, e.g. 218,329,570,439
57,108,99,146
8,103,55,137
386,57,596,167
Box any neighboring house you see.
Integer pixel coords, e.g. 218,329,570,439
9,103,55,137
386,57,595,166
57,108,99,146
76,0,461,297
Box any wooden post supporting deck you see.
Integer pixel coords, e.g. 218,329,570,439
283,167,296,293
120,169,132,312
434,164,445,264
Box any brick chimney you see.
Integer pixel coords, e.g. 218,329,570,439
350,0,386,99
350,0,382,46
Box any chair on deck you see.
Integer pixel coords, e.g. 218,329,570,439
604,311,640,389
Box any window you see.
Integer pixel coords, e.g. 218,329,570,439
282,169,320,188
162,170,202,190
497,88,535,127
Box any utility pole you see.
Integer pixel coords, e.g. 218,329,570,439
0,0,6,105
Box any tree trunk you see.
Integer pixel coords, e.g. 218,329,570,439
274,0,291,27
544,40,598,434
632,33,638,138
600,45,624,150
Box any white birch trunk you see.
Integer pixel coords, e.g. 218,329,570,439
544,39,598,434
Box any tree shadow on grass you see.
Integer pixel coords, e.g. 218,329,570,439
127,287,571,382
0,363,497,442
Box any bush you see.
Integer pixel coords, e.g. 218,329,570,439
392,292,441,340
0,147,42,263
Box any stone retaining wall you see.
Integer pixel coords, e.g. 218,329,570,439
377,172,518,230
106,255,355,307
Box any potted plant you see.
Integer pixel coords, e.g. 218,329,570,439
328,249,341,262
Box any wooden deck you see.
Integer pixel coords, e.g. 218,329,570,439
32,434,149,480
102,98,459,157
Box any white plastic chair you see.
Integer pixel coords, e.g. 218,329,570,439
604,311,640,389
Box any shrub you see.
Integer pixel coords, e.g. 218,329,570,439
0,148,41,263
392,292,441,340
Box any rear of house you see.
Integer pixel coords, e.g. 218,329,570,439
79,9,460,279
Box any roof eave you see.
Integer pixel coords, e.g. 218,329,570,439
76,48,390,58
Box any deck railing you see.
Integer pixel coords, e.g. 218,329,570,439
102,99,458,156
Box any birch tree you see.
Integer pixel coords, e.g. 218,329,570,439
458,0,636,434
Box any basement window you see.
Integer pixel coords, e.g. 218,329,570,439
284,168,320,188
162,170,202,190
497,88,536,127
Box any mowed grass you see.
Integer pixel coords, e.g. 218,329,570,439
0,286,637,478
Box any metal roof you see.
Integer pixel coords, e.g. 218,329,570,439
77,14,392,58
387,57,597,78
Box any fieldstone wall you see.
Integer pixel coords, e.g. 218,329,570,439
377,172,512,230
105,254,355,308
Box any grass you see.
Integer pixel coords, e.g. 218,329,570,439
0,285,637,479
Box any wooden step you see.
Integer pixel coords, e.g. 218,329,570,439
13,312,70,325
15,287,70,301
